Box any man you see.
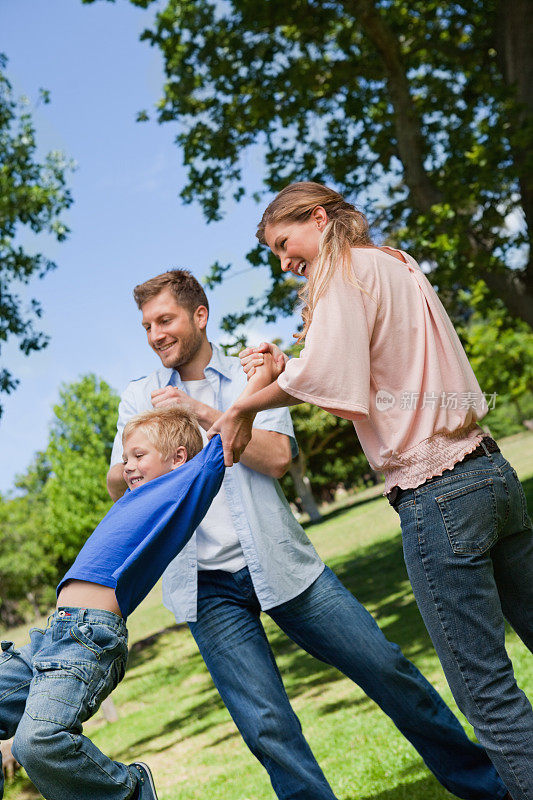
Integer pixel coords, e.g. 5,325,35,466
108,269,508,800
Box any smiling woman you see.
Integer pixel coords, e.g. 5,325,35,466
209,180,533,800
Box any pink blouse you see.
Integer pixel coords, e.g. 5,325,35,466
277,247,488,491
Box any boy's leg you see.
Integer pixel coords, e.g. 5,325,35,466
189,568,339,800
397,453,533,800
0,638,35,798
13,609,137,800
269,565,507,800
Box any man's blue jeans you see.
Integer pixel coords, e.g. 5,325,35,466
0,608,134,800
189,564,507,800
394,449,533,800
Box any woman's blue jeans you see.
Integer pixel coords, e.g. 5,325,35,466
394,449,533,800
189,564,507,800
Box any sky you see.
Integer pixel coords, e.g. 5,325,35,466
1,0,296,493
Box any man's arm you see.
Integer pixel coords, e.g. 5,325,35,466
107,462,128,502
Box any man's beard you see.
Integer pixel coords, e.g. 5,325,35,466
166,327,204,370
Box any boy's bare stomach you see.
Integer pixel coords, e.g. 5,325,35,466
57,580,122,617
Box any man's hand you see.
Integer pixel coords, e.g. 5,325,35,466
240,342,288,379
151,386,193,409
107,462,128,501
152,385,219,431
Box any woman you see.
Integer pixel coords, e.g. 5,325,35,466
209,181,532,800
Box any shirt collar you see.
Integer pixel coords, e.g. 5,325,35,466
162,342,233,388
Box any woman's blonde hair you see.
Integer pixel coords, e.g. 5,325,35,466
122,406,203,462
257,182,373,341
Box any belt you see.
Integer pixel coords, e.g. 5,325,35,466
387,437,500,506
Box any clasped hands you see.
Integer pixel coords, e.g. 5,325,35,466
207,342,287,466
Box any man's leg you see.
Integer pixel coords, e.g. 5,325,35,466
398,455,533,800
13,611,136,800
269,565,507,800
0,639,35,798
189,568,338,800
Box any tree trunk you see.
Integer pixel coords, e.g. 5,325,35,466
289,454,322,523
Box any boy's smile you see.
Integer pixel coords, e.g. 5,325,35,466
122,430,177,490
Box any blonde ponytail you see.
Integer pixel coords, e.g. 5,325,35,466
257,182,372,341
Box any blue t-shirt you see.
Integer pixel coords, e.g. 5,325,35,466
57,436,225,618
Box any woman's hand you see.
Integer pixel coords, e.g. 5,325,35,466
240,342,288,379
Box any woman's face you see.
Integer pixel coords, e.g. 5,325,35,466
265,207,327,279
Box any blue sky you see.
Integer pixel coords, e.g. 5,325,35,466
1,0,296,493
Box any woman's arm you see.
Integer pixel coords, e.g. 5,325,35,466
208,379,299,467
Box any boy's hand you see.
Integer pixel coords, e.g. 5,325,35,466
240,342,288,379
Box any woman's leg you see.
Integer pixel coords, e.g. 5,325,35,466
398,452,533,800
269,565,506,800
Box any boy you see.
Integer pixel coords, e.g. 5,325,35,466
0,405,223,800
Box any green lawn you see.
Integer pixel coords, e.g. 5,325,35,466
4,431,533,800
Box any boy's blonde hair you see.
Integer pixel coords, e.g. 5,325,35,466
122,406,203,461
257,182,373,342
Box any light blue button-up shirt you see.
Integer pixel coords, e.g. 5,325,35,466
110,344,325,623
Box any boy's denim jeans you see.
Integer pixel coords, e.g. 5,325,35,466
0,607,134,800
189,564,507,800
393,449,533,800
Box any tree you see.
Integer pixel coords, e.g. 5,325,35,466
0,375,120,625
44,374,119,571
459,281,533,431
0,452,54,625
282,401,372,510
84,0,532,334
0,53,73,412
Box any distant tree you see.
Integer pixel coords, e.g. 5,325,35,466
0,53,73,413
460,281,533,428
0,452,54,625
44,375,119,572
83,0,533,334
282,402,371,514
0,375,120,626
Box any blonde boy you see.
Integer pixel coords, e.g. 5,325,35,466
0,407,219,800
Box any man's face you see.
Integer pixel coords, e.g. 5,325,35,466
141,289,204,369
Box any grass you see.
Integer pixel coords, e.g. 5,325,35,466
4,431,533,800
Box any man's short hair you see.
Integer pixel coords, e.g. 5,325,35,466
133,269,209,317
122,406,203,462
